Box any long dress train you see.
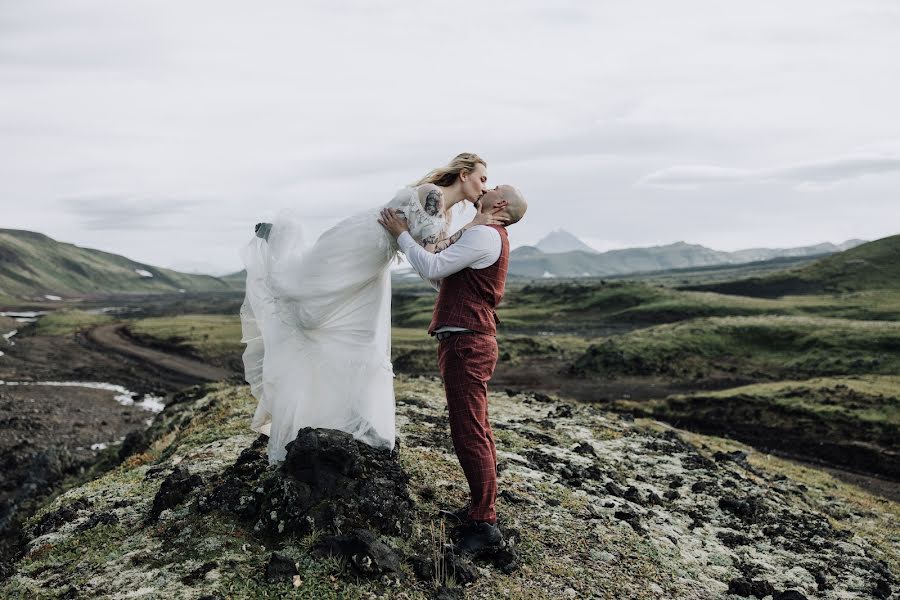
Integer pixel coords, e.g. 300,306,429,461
238,185,445,463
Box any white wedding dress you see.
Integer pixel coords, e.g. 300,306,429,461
239,185,446,464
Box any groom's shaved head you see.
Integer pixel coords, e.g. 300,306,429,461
496,185,527,226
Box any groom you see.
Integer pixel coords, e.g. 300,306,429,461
379,185,528,553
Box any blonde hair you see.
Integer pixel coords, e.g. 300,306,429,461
411,152,486,227
414,152,486,187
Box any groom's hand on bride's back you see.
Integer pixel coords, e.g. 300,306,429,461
377,208,409,239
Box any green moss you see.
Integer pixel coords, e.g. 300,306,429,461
127,314,244,359
573,315,900,379
32,309,114,336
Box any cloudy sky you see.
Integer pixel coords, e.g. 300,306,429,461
2,1,899,275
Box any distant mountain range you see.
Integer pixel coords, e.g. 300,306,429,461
0,228,873,300
508,231,866,279
685,233,900,297
0,229,240,300
535,229,598,254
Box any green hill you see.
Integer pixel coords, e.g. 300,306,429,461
0,229,241,299
686,234,900,297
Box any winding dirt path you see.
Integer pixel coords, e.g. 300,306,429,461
86,323,231,382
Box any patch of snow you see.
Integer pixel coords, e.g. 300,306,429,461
90,442,109,451
3,330,17,345
177,288,186,293
1,310,46,323
0,350,4,357
0,381,166,413
542,271,556,278
135,268,154,278
44,295,62,301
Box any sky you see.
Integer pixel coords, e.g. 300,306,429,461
2,1,899,275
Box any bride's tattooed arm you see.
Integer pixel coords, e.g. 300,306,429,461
431,228,466,253
423,189,442,216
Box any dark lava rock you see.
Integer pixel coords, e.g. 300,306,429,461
663,490,680,501
681,453,717,470
690,480,711,493
118,429,151,461
181,560,218,585
717,530,750,548
714,450,749,465
198,435,269,519
409,552,478,584
499,489,528,505
434,585,464,600
751,579,776,599
314,529,401,576
573,442,596,457
773,591,808,600
647,491,663,506
727,577,752,596
811,568,830,591
614,510,645,534
443,551,479,584
605,481,626,497
265,552,298,584
622,486,645,506
668,476,684,489
219,428,414,540
146,466,204,523
30,497,93,537
872,577,893,599
718,495,767,525
75,512,119,532
728,577,775,599
547,404,573,419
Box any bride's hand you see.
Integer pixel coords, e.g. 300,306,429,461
469,198,509,227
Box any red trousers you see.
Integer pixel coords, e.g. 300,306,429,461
438,332,499,523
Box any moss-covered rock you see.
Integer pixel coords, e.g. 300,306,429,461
0,378,896,599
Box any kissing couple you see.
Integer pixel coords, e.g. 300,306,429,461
239,152,528,552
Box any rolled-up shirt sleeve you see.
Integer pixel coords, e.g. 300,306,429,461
397,226,501,281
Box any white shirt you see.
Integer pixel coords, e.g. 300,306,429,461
398,225,502,283
398,225,502,334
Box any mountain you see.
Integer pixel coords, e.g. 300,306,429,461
510,241,734,278
684,234,900,297
534,229,597,254
508,239,868,280
727,239,866,263
0,229,241,299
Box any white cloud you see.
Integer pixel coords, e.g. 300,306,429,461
1,1,899,273
640,154,900,188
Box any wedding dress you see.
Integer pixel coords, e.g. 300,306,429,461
239,185,446,464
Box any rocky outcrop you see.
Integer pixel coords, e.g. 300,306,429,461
199,426,415,539
0,379,896,599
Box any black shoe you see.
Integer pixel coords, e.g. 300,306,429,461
453,520,502,555
254,222,272,241
438,502,471,523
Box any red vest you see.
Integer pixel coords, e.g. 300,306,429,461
428,225,510,336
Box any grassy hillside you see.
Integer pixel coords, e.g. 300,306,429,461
617,376,900,478
0,229,241,299
686,234,900,297
569,315,900,380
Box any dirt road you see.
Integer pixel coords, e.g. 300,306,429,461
86,323,232,382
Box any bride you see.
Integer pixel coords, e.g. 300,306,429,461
239,153,506,463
